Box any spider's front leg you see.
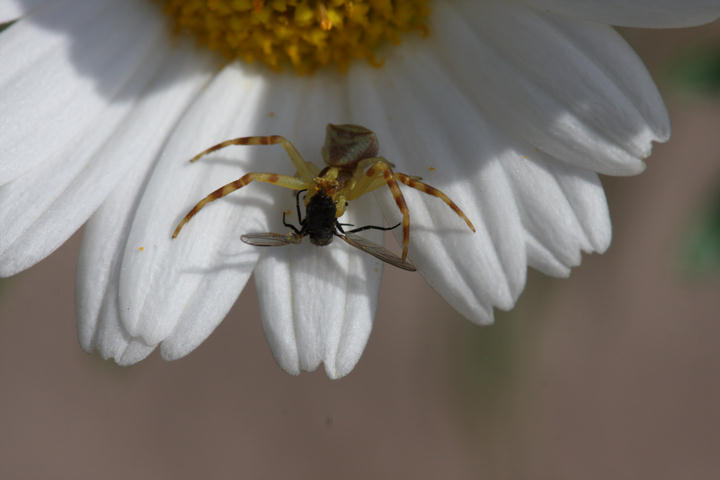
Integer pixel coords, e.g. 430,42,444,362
394,173,476,233
189,135,316,183
348,158,476,261
349,159,412,260
172,172,307,238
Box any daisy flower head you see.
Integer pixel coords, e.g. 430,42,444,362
2,0,719,379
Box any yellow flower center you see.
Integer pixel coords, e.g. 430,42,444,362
160,0,430,74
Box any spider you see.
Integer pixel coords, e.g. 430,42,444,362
172,123,476,266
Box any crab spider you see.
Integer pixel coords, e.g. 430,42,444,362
172,123,476,262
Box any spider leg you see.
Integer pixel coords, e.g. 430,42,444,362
349,158,412,260
189,135,315,183
352,171,475,232
394,173,476,232
346,157,476,260
348,157,398,196
172,173,307,238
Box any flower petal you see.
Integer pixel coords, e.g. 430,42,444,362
0,0,66,24
160,73,350,360
76,50,216,361
501,148,611,277
118,65,320,355
433,1,669,175
255,194,384,379
348,25,612,324
0,39,213,277
77,204,155,365
351,64,524,324
0,0,161,185
518,0,720,28
251,73,383,379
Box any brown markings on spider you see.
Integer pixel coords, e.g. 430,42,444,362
172,124,476,270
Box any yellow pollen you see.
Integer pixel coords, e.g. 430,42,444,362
160,0,430,74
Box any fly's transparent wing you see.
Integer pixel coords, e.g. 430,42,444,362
241,232,302,246
339,233,416,271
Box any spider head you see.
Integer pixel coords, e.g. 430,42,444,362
312,170,339,196
322,124,379,166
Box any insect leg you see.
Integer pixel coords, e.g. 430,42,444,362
344,222,401,234
295,189,307,223
189,135,315,183
282,211,301,235
172,173,307,238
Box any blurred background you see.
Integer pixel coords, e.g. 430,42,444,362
2,19,720,480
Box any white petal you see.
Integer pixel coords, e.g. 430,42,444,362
0,0,161,184
348,30,612,324
518,0,720,28
75,106,167,365
76,50,216,361
255,195,384,379
0,0,55,23
118,64,313,350
350,58,528,324
501,148,611,276
157,264,253,361
250,73,383,379
502,152,609,272
433,1,669,175
0,5,20,23
347,82,491,324
160,72,336,360
0,38,213,277
77,208,155,365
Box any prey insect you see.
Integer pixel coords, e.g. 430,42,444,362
172,123,476,269
242,189,416,271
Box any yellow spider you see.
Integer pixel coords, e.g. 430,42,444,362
172,124,476,270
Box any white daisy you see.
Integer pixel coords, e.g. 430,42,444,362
1,0,718,378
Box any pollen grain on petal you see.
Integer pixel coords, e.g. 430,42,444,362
160,0,431,74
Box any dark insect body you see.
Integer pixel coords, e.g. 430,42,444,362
242,189,414,270
300,190,336,246
240,190,416,272
172,124,476,270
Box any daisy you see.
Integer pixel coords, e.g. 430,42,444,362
1,0,718,379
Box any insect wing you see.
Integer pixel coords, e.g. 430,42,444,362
241,232,301,246
339,233,416,271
